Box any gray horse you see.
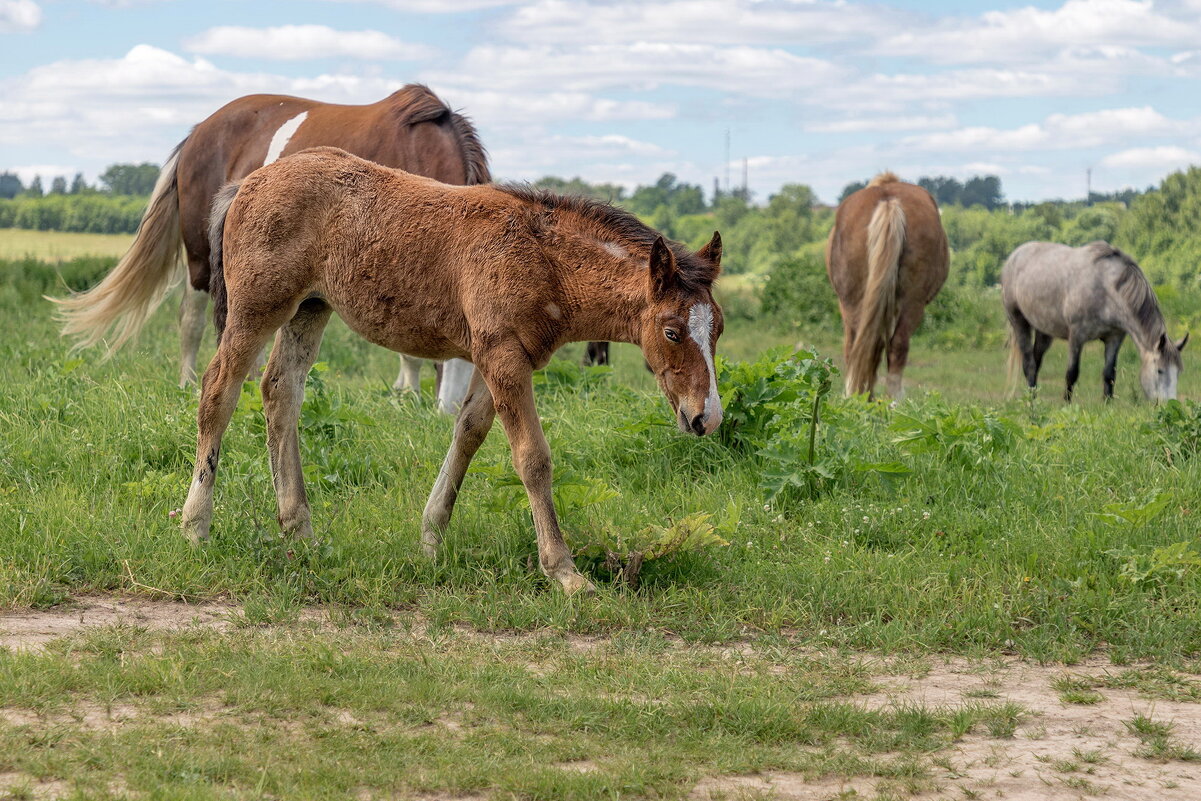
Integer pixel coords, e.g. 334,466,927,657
1002,241,1187,401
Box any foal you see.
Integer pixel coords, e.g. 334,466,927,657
182,148,724,594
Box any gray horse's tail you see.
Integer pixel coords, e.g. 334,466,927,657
207,181,242,342
846,196,905,396
1005,328,1022,395
50,138,188,354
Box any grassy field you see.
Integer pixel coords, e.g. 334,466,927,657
3,244,1201,798
0,228,134,261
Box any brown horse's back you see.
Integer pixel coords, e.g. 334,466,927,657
178,86,488,290
827,173,948,397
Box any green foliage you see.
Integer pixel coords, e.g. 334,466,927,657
759,252,839,330
98,162,160,195
890,404,1020,468
1117,166,1201,288
0,193,148,233
1145,399,1201,460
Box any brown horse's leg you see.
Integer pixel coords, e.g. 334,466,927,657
480,354,594,596
180,322,275,544
838,302,856,395
262,300,332,539
421,368,496,557
1064,330,1086,402
178,280,208,387
885,304,926,399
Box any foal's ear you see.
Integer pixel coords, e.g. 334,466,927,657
1177,331,1190,352
648,236,677,298
697,231,722,269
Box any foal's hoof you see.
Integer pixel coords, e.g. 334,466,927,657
558,573,597,597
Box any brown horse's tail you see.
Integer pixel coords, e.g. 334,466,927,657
50,138,187,355
207,181,241,342
845,196,906,396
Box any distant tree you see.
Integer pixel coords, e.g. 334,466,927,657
918,175,964,206
0,172,22,199
49,176,68,195
98,163,159,195
26,176,44,198
961,175,1004,210
532,175,625,203
627,173,707,217
69,172,88,194
838,180,867,203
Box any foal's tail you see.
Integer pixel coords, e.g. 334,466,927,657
845,197,905,396
50,139,187,355
206,181,242,342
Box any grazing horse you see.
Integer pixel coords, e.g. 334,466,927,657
183,147,724,595
52,84,485,409
826,172,948,398
1003,241,1187,401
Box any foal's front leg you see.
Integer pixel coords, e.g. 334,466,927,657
484,362,595,596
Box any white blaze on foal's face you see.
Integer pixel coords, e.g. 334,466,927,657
687,302,722,433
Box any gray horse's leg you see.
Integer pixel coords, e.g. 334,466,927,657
1064,331,1087,402
178,282,208,387
1102,333,1125,401
1031,331,1053,386
262,300,332,539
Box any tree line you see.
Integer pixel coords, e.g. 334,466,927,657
0,163,161,234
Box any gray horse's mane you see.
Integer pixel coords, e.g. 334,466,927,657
1088,241,1165,339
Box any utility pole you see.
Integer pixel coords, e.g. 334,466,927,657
1086,167,1092,206
724,129,731,194
742,157,748,200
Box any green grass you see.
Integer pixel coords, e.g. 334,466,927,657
3,254,1201,663
0,228,133,260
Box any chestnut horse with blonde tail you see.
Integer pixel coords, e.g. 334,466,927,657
826,172,948,398
184,147,724,595
51,85,484,410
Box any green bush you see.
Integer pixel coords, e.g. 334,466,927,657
758,253,839,331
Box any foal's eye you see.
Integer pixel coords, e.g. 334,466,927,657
664,328,681,343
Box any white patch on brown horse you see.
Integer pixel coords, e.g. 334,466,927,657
264,111,308,165
688,302,721,432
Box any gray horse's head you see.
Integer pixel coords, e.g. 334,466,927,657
1140,332,1188,400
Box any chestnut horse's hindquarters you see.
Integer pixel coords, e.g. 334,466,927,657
50,140,187,354
845,197,905,396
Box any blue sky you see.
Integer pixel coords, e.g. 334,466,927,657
2,0,1198,203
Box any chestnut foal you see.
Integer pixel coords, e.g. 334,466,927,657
182,147,724,594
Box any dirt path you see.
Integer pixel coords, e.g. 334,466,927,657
3,597,1200,800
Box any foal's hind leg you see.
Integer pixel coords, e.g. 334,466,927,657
262,300,332,539
180,322,276,544
422,368,496,558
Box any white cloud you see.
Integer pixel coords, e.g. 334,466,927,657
431,43,844,97
498,0,903,45
805,114,957,134
184,25,436,61
876,0,1201,65
0,0,40,32
905,107,1187,152
326,0,517,11
1100,146,1201,169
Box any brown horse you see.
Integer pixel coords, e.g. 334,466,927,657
52,84,487,402
826,172,948,398
182,147,724,595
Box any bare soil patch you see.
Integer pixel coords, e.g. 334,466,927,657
3,597,1200,800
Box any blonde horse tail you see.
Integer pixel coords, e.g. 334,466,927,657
846,196,905,396
50,139,187,355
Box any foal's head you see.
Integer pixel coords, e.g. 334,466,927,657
1141,331,1188,401
641,232,724,436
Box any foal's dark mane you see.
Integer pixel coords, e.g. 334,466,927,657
1089,241,1165,339
388,84,491,186
497,185,718,291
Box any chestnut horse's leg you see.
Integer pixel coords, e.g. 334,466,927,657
478,352,595,596
262,300,332,539
180,319,276,544
421,368,496,557
178,281,208,387
393,354,422,393
884,302,927,400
